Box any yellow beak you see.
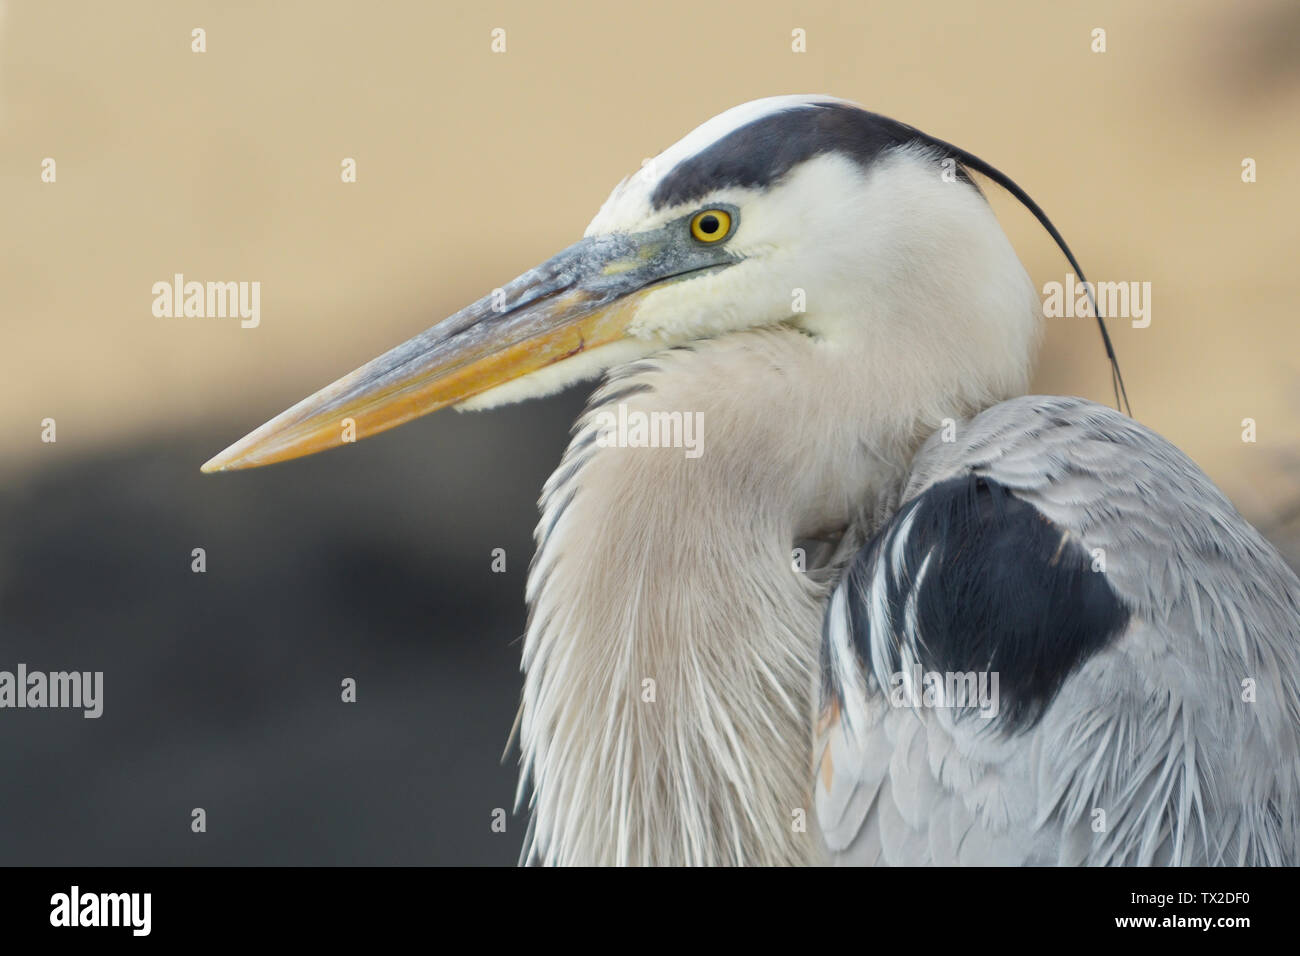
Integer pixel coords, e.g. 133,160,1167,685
201,227,735,473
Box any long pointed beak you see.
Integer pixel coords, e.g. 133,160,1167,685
201,229,734,473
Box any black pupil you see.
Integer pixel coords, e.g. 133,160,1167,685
698,214,720,235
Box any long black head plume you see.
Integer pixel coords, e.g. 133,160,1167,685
913,129,1132,416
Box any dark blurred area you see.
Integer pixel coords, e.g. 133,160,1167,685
0,393,587,864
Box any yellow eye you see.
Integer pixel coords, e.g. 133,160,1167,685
689,209,732,243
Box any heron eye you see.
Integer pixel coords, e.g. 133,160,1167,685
689,209,732,243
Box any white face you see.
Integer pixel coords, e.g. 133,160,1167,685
574,101,1037,365
458,96,1041,413
583,95,877,344
591,153,865,343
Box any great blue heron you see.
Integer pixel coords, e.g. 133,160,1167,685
203,95,1300,866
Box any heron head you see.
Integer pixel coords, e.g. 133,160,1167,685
202,95,1056,473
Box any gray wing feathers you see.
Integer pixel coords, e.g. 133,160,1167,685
816,396,1300,865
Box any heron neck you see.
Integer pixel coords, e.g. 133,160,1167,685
517,329,942,865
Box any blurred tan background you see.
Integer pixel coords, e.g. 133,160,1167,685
4,0,1299,513
1,0,1298,864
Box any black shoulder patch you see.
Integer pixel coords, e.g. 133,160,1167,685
837,474,1130,730
651,102,973,210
